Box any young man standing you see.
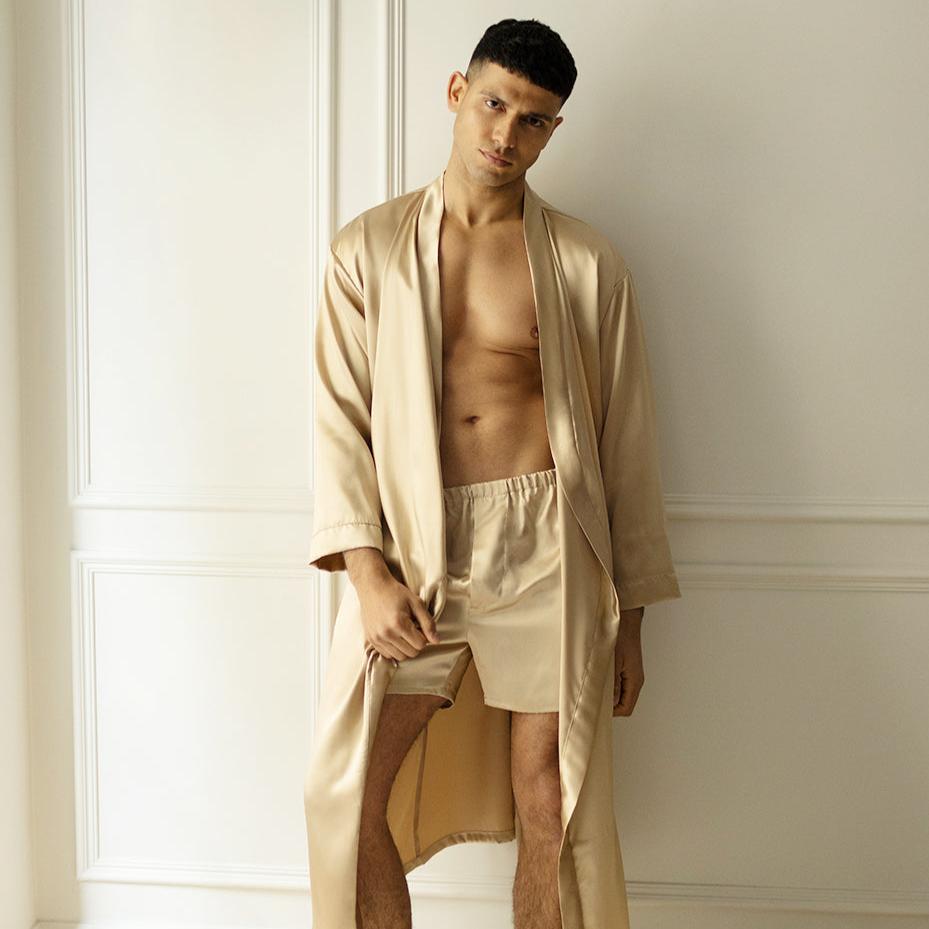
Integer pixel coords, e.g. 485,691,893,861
305,18,681,929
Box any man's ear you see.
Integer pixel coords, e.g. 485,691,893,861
446,71,468,111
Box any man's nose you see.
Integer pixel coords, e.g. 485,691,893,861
493,118,519,149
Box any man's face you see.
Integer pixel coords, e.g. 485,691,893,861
447,61,564,185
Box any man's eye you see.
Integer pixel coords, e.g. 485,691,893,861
485,99,500,109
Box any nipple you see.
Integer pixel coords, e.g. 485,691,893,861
530,325,539,339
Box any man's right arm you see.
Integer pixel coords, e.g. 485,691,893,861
343,546,393,590
308,242,387,576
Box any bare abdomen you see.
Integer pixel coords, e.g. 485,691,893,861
439,348,555,487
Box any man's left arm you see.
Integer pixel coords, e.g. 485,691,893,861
597,269,682,714
598,268,681,609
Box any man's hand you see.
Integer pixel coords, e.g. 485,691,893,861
343,547,441,665
613,606,645,717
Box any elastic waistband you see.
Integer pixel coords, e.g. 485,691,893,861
443,466,557,501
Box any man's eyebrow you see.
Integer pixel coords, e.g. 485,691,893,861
478,89,555,123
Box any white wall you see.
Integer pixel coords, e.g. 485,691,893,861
10,1,929,928
0,0,35,926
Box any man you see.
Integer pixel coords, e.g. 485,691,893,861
304,18,681,929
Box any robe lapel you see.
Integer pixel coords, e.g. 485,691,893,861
520,179,626,902
370,177,448,620
521,179,618,591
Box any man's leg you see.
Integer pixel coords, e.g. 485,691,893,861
357,691,448,929
511,709,562,929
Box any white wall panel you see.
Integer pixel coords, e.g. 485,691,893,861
618,587,929,889
78,559,313,880
81,0,311,500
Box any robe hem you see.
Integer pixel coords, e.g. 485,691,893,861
401,827,517,875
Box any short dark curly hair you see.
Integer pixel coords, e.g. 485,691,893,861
465,18,577,107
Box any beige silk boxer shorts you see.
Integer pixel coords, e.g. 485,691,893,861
385,466,562,713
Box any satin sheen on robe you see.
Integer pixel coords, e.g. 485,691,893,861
305,170,681,928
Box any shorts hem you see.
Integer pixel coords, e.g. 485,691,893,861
384,687,455,708
482,696,559,713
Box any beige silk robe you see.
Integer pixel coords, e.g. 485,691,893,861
304,170,681,928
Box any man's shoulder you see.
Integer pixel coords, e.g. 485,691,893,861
329,185,426,262
538,194,630,286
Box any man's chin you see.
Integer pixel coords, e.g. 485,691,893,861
475,159,520,183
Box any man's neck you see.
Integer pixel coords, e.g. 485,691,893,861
440,162,525,229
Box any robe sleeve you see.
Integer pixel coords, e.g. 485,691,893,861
308,244,383,573
598,269,682,609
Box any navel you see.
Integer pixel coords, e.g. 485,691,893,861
463,414,481,425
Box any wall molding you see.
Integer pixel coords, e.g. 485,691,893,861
674,562,929,592
31,872,929,922
667,492,929,524
625,879,929,915
65,0,315,513
408,872,929,916
71,486,314,511
65,489,929,523
70,553,321,891
382,0,404,200
65,487,929,523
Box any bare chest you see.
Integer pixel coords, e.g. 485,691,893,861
438,219,539,352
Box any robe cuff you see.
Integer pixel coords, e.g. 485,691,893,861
616,572,682,610
308,520,384,573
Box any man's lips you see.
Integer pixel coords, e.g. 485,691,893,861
481,149,511,166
